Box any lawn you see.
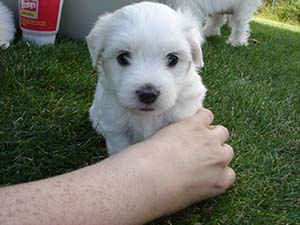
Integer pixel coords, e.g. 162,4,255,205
1,20,300,224
258,0,300,26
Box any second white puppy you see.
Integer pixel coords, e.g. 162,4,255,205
162,0,263,46
0,1,15,49
87,2,207,155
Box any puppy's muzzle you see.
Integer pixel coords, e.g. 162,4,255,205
136,84,160,105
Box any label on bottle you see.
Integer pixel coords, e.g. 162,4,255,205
19,0,61,32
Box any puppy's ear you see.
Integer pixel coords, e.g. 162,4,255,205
186,28,204,68
178,9,204,68
86,13,113,69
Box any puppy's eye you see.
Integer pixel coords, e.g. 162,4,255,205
117,51,131,66
166,53,179,68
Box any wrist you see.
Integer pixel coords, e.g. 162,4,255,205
105,142,164,223
125,140,186,217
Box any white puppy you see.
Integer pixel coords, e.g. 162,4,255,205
0,1,15,48
87,2,207,155
161,0,263,46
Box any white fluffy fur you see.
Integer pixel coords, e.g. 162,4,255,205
161,0,263,46
0,1,15,48
87,2,207,155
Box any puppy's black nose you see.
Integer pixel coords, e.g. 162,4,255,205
136,85,160,105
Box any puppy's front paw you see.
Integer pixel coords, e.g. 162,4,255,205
226,36,249,47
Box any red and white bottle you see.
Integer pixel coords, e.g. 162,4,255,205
19,0,64,45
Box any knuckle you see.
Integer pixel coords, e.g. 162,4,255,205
213,149,231,166
214,152,225,163
227,145,234,157
214,169,235,190
223,144,234,163
223,126,229,136
228,168,236,186
199,108,214,123
214,177,231,190
220,159,229,168
211,145,234,166
204,109,214,122
220,157,229,167
218,125,229,138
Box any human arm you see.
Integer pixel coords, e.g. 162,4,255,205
0,108,235,225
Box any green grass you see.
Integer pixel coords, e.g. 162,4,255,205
0,39,107,184
1,21,300,224
258,1,300,26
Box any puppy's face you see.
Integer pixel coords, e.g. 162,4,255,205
87,2,204,115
